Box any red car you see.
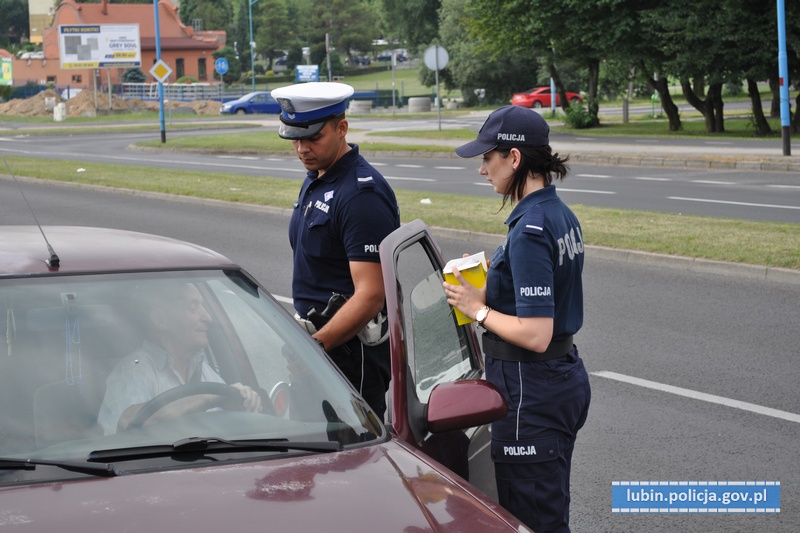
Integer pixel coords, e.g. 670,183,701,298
0,222,530,532
512,86,583,108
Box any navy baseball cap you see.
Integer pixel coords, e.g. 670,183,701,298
270,82,355,140
455,105,550,158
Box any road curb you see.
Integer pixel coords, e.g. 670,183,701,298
567,152,800,172
356,148,800,172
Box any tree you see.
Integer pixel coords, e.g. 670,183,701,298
253,0,292,70
231,0,250,72
0,0,28,46
303,0,380,66
434,0,540,107
465,0,636,126
179,0,233,32
378,0,440,50
121,68,146,83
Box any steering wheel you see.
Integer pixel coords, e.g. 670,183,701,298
126,382,246,430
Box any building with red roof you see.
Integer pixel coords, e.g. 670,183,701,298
9,0,225,88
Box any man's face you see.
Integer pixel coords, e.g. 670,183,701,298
290,118,348,176
162,283,212,352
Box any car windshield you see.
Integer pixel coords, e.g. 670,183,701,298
0,270,382,481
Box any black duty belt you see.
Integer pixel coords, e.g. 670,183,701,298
482,332,573,362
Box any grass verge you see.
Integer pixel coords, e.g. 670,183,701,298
2,155,797,270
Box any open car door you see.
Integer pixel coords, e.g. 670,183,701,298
380,219,506,501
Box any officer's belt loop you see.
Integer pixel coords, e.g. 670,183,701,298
482,332,573,362
294,314,317,335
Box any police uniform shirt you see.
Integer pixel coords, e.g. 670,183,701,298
486,184,585,338
289,145,400,318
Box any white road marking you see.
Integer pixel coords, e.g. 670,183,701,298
273,294,293,305
577,173,612,179
768,184,800,190
558,188,616,194
397,164,423,168
435,166,467,170
691,180,736,185
635,177,671,181
669,196,800,210
385,175,436,182
592,371,800,424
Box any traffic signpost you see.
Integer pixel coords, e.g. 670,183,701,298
215,57,229,102
424,45,449,130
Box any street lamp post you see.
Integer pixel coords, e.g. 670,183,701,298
248,0,259,92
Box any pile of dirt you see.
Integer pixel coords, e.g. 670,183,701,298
0,88,222,118
0,89,62,117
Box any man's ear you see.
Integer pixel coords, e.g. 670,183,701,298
337,118,349,137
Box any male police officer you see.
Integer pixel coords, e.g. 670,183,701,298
271,82,400,420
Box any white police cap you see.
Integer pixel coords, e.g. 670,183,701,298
271,82,355,140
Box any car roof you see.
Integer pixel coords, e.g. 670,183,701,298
0,226,237,277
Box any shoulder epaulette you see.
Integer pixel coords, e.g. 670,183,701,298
522,206,545,236
355,167,376,190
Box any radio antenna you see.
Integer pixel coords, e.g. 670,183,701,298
1,152,60,268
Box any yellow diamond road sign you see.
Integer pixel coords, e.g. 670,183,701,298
149,59,172,83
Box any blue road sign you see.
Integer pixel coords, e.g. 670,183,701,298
215,57,229,75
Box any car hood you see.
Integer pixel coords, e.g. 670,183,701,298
0,441,523,532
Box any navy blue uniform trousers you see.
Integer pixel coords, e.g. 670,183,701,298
487,346,591,533
327,336,390,420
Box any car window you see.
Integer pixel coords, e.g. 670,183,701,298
0,271,382,477
394,240,476,403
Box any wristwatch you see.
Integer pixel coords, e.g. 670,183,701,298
475,306,491,326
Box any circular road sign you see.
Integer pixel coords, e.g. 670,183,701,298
424,45,449,71
215,57,229,75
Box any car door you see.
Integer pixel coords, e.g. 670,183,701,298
380,219,498,501
250,93,268,113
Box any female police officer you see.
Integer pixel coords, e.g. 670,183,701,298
443,105,591,533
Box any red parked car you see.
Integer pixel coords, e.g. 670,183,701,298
512,86,583,108
0,222,530,532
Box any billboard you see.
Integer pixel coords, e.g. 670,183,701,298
58,24,141,69
1,58,11,86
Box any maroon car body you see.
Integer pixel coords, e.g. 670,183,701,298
0,224,529,532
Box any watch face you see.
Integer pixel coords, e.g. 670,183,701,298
476,307,488,323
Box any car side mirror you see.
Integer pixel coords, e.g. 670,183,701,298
426,380,507,433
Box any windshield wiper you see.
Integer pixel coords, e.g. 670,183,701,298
88,437,343,462
0,457,125,477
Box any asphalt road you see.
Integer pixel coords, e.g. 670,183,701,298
1,122,799,223
2,177,798,532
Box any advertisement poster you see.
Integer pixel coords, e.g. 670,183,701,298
58,24,141,69
1,58,11,86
